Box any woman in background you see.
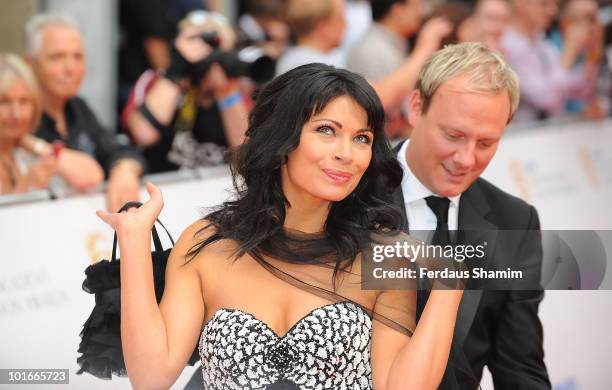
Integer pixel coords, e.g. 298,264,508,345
0,53,103,195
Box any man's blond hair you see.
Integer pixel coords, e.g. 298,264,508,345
286,0,333,38
416,42,520,122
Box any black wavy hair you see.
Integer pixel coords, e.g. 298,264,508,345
187,63,404,275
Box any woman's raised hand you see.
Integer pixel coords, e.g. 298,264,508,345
96,182,164,236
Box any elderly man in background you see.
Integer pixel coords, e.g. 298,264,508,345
25,12,147,212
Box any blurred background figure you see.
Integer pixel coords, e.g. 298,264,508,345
0,52,103,195
501,0,602,122
117,0,207,124
346,0,452,137
348,0,445,81
122,11,250,173
467,0,512,52
24,12,147,211
234,0,290,98
604,1,612,117
437,0,512,52
237,0,290,60
275,0,347,75
549,0,608,119
118,0,174,98
424,0,473,46
326,0,374,68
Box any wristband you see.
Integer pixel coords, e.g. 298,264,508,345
217,92,242,111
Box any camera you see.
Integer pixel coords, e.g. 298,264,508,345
194,31,275,84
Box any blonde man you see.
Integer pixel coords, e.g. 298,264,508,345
393,43,551,390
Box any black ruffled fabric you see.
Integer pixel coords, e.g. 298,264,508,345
77,249,199,379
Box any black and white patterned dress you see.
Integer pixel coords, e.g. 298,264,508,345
198,301,373,389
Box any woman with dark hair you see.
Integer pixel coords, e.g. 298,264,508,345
97,63,464,389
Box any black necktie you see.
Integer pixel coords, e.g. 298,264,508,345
425,196,451,246
416,196,451,321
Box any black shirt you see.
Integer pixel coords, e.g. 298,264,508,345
36,97,147,176
143,102,228,173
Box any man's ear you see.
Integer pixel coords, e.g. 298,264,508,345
407,89,423,128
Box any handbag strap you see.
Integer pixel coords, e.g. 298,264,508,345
111,201,175,262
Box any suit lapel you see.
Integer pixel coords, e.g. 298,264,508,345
458,182,496,247
453,181,498,347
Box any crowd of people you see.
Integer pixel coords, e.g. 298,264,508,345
1,0,610,204
3,0,610,389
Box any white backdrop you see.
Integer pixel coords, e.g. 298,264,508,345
0,170,233,389
482,119,612,389
0,120,611,389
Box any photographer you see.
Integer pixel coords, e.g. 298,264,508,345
123,12,249,173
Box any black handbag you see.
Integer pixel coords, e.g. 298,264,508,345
76,202,199,379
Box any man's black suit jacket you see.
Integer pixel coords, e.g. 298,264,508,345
393,143,551,390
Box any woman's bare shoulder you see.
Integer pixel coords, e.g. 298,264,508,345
171,219,238,267
179,219,216,244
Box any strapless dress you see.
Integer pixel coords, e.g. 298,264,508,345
198,301,372,389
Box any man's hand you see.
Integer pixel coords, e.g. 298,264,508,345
413,17,453,58
106,159,142,212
